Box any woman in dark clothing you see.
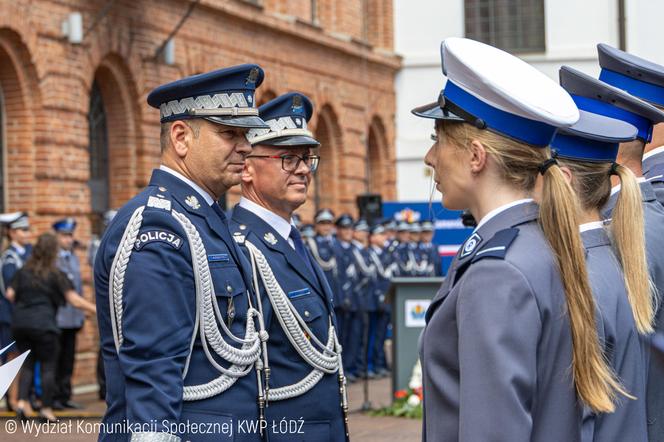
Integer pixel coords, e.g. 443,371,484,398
6,233,96,422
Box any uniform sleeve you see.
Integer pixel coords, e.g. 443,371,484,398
2,256,19,293
96,207,196,429
8,268,21,295
456,259,540,441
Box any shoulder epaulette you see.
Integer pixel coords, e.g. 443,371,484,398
145,186,172,211
470,228,519,263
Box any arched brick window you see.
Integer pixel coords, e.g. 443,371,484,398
310,104,341,214
88,81,109,235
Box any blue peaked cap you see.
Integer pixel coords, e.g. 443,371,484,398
559,65,664,143
551,110,637,162
247,92,320,147
598,43,664,108
147,64,268,128
53,217,77,233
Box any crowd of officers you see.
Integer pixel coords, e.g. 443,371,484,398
0,215,98,414
299,209,441,381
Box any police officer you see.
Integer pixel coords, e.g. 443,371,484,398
383,219,398,252
88,210,117,267
308,209,339,327
51,217,86,410
367,224,392,378
0,212,31,411
413,37,623,441
392,222,415,277
550,101,648,441
591,46,664,209
333,214,359,381
420,221,441,277
562,58,664,442
300,223,315,240
89,209,117,401
230,92,348,441
350,219,375,377
0,213,31,361
95,65,269,441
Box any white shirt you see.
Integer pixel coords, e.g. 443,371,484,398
239,197,296,249
473,198,534,232
159,165,215,206
579,221,605,233
643,145,664,161
610,176,647,196
10,242,25,255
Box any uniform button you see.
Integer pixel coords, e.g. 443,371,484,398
229,310,235,319
226,285,232,293
304,311,310,318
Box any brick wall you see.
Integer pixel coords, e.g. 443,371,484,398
0,0,399,389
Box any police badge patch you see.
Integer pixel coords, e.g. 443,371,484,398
134,230,183,251
185,195,200,210
263,232,278,245
460,232,482,258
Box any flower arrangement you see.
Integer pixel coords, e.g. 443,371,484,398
370,360,423,419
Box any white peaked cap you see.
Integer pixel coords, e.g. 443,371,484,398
441,38,579,126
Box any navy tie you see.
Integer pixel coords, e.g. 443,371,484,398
212,202,227,221
290,226,315,276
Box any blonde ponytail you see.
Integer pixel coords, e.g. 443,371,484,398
611,164,655,334
539,164,631,412
436,120,629,413
557,158,655,335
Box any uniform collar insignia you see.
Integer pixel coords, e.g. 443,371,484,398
185,195,201,210
263,232,278,245
460,232,482,258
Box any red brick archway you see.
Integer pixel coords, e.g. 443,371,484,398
305,103,342,221
90,54,141,212
0,28,39,224
367,115,389,193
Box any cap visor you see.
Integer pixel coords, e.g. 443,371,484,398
560,110,638,142
257,135,321,147
411,102,464,121
204,115,269,129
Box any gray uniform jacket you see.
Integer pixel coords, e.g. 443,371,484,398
603,181,664,442
643,150,664,207
55,249,84,329
580,227,647,442
419,201,582,442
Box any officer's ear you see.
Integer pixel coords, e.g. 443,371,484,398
558,164,573,185
467,139,487,175
241,159,255,184
170,120,193,158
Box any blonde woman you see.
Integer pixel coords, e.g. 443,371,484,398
414,38,627,441
550,100,648,441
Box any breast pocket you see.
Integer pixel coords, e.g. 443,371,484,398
286,293,330,362
209,263,249,338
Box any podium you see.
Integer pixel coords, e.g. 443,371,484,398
386,277,443,396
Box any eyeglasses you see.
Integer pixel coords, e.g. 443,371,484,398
246,154,320,173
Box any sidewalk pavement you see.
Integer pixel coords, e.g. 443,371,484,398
0,375,422,441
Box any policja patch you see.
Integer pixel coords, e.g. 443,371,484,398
134,230,183,251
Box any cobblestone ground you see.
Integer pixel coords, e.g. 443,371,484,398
0,377,421,441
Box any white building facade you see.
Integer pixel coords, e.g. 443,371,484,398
394,0,664,201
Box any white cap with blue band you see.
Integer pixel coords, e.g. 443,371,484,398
412,37,579,147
